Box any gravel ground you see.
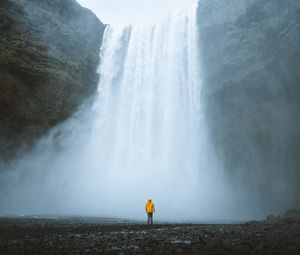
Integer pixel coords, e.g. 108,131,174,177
0,216,299,254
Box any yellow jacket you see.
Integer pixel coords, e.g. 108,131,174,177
145,199,155,213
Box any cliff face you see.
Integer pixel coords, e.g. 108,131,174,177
197,0,300,212
0,0,105,159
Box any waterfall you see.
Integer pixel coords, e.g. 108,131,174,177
86,3,205,218
0,3,232,220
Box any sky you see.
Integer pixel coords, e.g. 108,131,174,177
76,0,196,25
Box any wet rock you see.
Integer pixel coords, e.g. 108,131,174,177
198,0,300,212
0,0,105,159
266,214,281,223
284,209,300,219
207,238,221,248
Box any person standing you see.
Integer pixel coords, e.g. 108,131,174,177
145,198,155,224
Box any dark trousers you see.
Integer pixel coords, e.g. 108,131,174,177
147,213,153,225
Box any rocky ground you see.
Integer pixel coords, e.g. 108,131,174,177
0,212,299,255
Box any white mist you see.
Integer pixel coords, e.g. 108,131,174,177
0,3,239,221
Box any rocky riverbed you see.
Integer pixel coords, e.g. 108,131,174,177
0,213,299,254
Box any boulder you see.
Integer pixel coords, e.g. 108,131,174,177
284,209,300,219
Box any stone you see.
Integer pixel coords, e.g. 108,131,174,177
197,0,300,214
284,209,300,219
0,0,105,160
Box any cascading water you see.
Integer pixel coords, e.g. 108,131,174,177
82,3,220,219
0,3,232,220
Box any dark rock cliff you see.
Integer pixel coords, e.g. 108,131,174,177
0,0,105,159
197,0,300,213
